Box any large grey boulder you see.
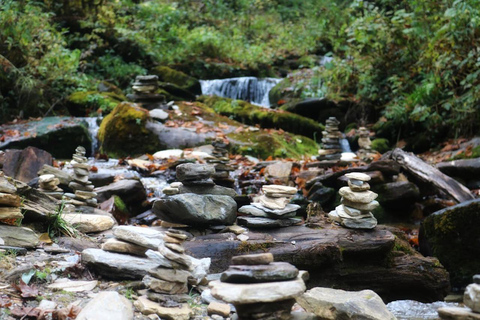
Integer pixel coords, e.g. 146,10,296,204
152,193,237,226
297,287,397,320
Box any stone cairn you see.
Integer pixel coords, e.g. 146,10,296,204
65,146,97,207
210,252,306,320
317,117,343,161
0,172,22,225
328,172,378,229
357,126,375,161
38,174,63,199
438,274,480,319
127,75,164,105
237,185,302,228
208,138,236,188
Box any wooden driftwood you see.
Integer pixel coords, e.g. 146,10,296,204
388,148,474,203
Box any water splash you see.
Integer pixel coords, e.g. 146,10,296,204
387,300,460,319
200,77,282,107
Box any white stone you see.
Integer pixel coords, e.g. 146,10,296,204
47,279,98,292
262,185,297,195
62,214,115,233
149,109,169,121
464,283,480,313
339,187,378,204
153,149,184,160
76,291,134,320
256,195,289,210
345,172,371,181
113,225,165,249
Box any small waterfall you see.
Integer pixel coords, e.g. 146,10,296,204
81,117,101,156
200,77,282,107
339,137,352,153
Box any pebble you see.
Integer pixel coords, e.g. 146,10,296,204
231,253,273,266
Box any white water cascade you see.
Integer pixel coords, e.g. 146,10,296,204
200,77,282,107
81,117,101,156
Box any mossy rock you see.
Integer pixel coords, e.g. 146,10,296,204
269,77,295,107
98,102,162,158
157,82,196,101
419,198,480,287
66,91,126,117
371,138,390,154
198,95,323,139
151,66,201,95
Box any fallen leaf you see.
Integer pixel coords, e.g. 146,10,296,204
13,280,39,298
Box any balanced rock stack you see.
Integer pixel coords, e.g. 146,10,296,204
317,117,343,161
66,146,97,207
0,172,22,224
155,163,237,226
208,138,236,188
210,253,306,320
357,127,374,161
328,172,378,229
38,174,63,199
127,75,164,105
438,274,480,319
237,185,302,228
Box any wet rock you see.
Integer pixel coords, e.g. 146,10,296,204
62,213,115,233
420,198,480,287
178,184,237,197
437,158,480,182
47,279,98,292
113,225,165,249
375,181,420,209
221,262,299,283
176,163,215,182
3,147,52,182
0,225,38,248
237,216,302,228
95,179,147,215
152,193,237,226
76,291,133,320
297,287,397,320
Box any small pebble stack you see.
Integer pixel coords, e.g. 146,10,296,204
66,146,97,207
208,138,236,188
328,172,378,229
210,253,306,320
317,117,343,161
237,185,302,228
127,75,164,104
357,127,375,161
38,174,63,199
0,172,22,223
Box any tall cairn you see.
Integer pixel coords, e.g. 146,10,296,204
210,253,307,320
357,126,375,161
67,146,97,207
126,75,164,105
328,172,378,229
317,117,343,161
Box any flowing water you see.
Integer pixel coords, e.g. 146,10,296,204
80,117,102,156
386,300,460,320
200,77,282,107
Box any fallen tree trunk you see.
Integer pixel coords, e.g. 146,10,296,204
387,148,474,203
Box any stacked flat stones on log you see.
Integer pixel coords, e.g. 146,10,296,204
65,146,97,207
126,75,164,104
328,172,378,229
155,163,237,226
357,127,375,161
38,174,63,199
208,138,236,188
210,253,306,319
238,185,302,228
317,117,343,161
438,275,480,319
0,172,23,222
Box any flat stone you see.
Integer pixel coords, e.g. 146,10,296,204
47,279,98,292
348,180,370,191
339,187,378,204
342,205,365,217
165,242,185,253
342,199,380,211
176,163,215,182
178,184,237,197
164,235,183,244
237,216,302,228
0,206,23,220
345,172,371,181
342,216,377,230
142,275,188,294
73,167,89,176
162,187,179,195
72,162,90,169
221,262,299,283
181,178,215,186
297,287,396,320
208,302,231,317
153,149,184,160
76,291,133,320
240,205,297,218
464,283,480,313
75,190,97,199
38,174,56,183
0,225,38,248
0,177,16,194
160,221,188,228
62,214,115,233
158,244,192,270
113,225,165,249
335,205,372,220
149,109,169,121
69,181,94,192
210,276,306,304
166,230,188,240
148,267,191,283
82,248,169,280
231,253,274,265
252,203,300,216
438,306,480,320
235,298,295,319
223,225,247,235
147,291,190,304
134,295,192,320
257,195,290,210
101,238,148,256
264,162,293,179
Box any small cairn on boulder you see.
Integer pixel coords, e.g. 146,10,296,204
154,163,237,226
38,174,63,199
210,253,306,319
0,172,22,223
65,146,97,207
317,117,343,161
357,127,375,162
438,274,480,319
126,75,164,105
328,172,378,229
208,138,236,188
237,185,302,228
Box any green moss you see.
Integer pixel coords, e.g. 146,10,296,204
151,66,201,95
237,241,274,254
67,91,126,116
451,145,480,160
113,195,129,214
371,138,390,153
198,95,323,139
98,102,162,158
